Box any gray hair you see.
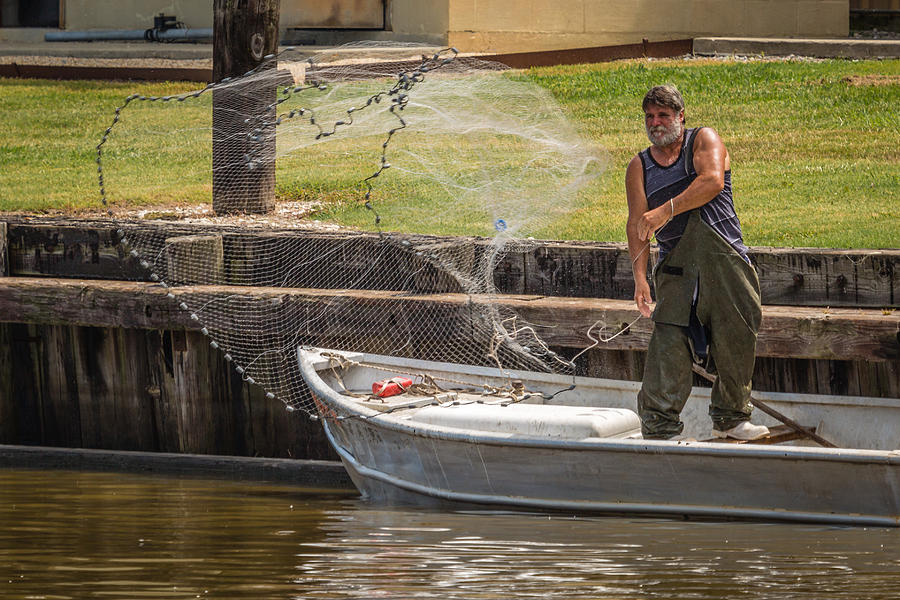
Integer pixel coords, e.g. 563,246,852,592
642,85,685,120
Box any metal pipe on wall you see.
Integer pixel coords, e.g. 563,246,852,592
155,28,213,41
45,30,145,41
45,28,213,42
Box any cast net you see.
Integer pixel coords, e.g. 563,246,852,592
96,42,606,417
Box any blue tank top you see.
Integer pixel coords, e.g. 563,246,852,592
639,127,749,262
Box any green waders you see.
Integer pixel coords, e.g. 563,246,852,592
637,211,762,439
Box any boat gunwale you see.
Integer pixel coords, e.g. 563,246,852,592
303,347,900,409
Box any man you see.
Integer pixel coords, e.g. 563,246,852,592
625,84,769,441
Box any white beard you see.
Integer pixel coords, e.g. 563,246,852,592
647,119,683,147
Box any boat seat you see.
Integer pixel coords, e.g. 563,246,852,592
409,402,641,440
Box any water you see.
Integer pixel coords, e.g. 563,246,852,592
1,469,897,599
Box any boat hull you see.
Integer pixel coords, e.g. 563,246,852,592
301,349,900,526
321,410,900,526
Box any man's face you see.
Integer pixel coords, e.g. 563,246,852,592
644,104,684,147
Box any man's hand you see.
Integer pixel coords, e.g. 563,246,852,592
636,205,669,242
634,278,654,318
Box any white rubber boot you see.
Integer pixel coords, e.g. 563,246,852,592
713,421,770,441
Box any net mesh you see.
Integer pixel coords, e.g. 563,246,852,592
97,43,606,416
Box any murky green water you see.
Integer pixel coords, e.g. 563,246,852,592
1,468,897,599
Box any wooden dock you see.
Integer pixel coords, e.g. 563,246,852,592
0,218,897,460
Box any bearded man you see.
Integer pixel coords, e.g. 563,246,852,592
625,84,769,441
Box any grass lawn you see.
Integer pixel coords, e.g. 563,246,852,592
0,79,208,211
1,57,898,248
523,58,900,249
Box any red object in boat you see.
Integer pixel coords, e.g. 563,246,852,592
372,377,412,398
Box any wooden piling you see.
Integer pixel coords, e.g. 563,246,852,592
0,222,7,277
0,322,14,442
211,0,280,216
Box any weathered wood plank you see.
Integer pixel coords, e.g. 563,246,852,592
753,248,897,308
751,356,900,399
581,349,900,399
493,249,526,294
74,327,159,451
223,231,466,292
756,305,900,362
0,222,8,277
1,277,897,362
161,328,243,454
2,323,47,445
0,323,15,441
6,222,144,280
0,277,193,330
5,220,896,307
166,234,225,285
522,242,633,299
582,348,646,382
39,325,85,448
0,322,335,459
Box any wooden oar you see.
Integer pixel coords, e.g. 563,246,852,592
691,364,837,448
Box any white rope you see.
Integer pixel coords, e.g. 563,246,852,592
573,200,675,360
570,313,644,363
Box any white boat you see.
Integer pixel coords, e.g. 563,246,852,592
298,347,900,527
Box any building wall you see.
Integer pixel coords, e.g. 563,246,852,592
63,1,212,30
281,0,384,29
388,0,449,40
59,0,848,53
447,0,849,53
62,1,387,30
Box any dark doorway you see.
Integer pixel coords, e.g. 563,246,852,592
1,0,60,27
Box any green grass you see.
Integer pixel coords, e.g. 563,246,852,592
0,79,205,212
1,58,898,248
518,58,900,248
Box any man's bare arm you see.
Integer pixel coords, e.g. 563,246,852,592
625,155,654,317
635,128,729,241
